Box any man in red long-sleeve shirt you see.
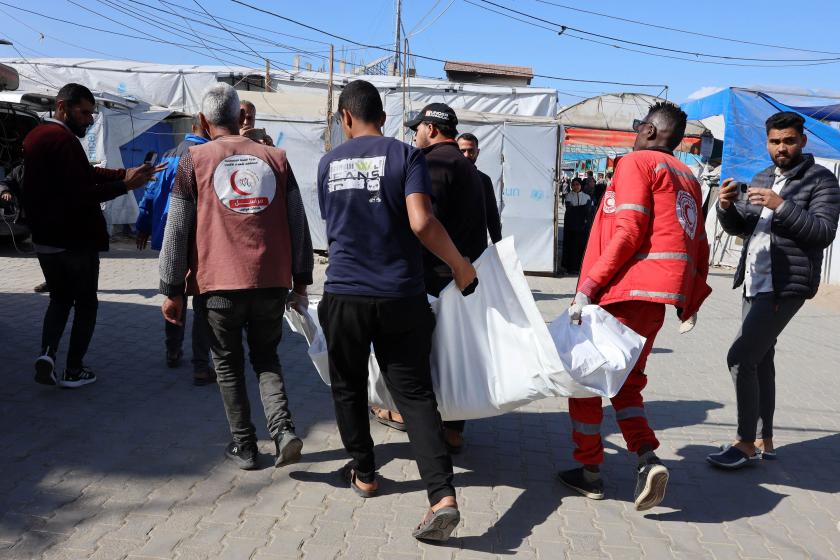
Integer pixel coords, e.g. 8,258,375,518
24,83,162,388
558,102,711,511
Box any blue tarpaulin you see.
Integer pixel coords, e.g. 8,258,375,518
681,88,840,182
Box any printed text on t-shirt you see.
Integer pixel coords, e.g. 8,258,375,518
327,156,386,203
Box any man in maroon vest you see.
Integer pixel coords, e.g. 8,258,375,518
159,83,313,470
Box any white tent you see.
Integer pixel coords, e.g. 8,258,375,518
4,58,562,270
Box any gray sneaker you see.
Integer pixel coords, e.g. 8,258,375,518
274,430,303,467
34,354,56,385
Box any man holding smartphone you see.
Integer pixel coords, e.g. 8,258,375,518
26,83,164,388
707,111,840,469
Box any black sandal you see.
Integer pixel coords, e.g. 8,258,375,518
412,507,460,541
340,464,378,498
370,407,407,432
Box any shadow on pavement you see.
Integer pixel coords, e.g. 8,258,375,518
650,433,840,524
0,291,336,539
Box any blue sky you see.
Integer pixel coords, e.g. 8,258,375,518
3,0,840,106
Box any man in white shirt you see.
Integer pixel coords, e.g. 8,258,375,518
707,111,840,469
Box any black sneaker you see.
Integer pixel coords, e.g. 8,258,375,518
225,441,258,470
558,468,605,500
34,354,57,385
166,349,183,368
634,457,669,511
58,366,97,388
274,430,303,468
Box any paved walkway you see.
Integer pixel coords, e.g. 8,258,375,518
1,240,839,560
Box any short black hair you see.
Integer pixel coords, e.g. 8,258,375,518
337,80,384,123
765,111,805,135
457,132,479,147
56,83,95,107
571,177,582,186
647,101,687,150
434,123,458,139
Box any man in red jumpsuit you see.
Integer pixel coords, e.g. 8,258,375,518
559,102,711,511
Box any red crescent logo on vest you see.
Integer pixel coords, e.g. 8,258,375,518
603,190,616,214
676,190,698,239
213,155,276,214
229,170,252,196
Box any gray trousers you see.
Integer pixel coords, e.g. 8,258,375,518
205,289,293,444
727,293,804,442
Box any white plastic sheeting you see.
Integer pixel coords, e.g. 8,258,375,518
501,122,559,272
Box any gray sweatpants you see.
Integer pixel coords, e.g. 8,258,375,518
727,292,804,442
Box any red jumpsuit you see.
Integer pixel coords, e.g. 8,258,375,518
571,148,711,465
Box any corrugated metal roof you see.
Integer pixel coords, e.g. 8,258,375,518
444,60,534,79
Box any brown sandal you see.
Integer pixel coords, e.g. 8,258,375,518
370,407,406,432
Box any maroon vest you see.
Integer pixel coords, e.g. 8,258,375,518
189,135,292,294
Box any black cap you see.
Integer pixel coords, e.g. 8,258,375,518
405,103,459,133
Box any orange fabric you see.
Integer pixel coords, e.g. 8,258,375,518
570,301,665,465
563,127,702,154
189,136,292,294
577,149,711,321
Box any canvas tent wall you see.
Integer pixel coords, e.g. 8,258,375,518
4,58,561,269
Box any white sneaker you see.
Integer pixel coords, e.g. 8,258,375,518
34,354,57,386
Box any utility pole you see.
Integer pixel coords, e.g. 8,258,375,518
326,44,334,151
391,0,401,76
265,59,270,92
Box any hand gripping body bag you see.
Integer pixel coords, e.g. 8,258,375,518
547,305,647,398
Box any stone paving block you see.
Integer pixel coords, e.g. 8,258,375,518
127,527,187,559
108,514,165,543
88,538,140,560
216,537,266,560
300,542,342,559
701,542,743,560
260,533,306,558
2,531,63,560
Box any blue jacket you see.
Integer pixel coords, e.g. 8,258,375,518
136,134,208,250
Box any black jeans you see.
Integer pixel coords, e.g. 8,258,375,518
165,295,213,372
318,292,454,506
37,250,99,369
425,273,466,434
727,293,804,442
204,289,293,444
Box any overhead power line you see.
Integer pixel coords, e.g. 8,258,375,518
229,0,670,89
532,0,840,56
472,0,840,64
466,0,839,69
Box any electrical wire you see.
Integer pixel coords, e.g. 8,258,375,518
472,0,840,64
229,0,670,90
532,0,840,57
407,0,456,38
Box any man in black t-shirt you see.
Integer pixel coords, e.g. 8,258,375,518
406,103,487,452
317,80,475,542
457,132,502,243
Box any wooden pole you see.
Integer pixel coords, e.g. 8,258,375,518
402,38,408,141
265,59,270,92
326,44,334,151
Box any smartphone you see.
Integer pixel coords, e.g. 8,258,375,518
143,151,158,166
737,182,749,193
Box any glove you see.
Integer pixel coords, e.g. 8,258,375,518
285,291,309,315
679,313,697,334
569,291,591,325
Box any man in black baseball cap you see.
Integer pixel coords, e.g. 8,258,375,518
404,103,459,133
403,102,487,452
